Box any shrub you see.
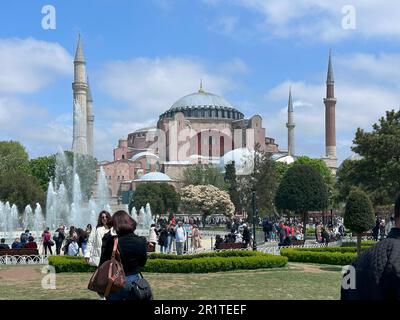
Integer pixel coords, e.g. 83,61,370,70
48,256,96,273
148,250,264,260
143,255,287,273
280,248,357,265
49,251,287,273
341,240,376,247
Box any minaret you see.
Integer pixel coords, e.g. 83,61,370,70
286,86,295,156
72,34,88,155
86,77,94,157
323,50,338,172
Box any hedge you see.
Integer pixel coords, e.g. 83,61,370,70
280,248,357,265
143,255,287,273
147,250,264,260
49,252,287,273
286,246,371,253
341,240,376,247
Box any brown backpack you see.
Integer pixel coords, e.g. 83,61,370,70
88,237,126,297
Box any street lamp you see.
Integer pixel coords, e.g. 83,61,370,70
252,189,257,251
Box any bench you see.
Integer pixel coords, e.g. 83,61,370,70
291,240,305,246
0,248,39,256
215,242,247,250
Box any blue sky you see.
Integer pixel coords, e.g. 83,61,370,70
1,0,400,164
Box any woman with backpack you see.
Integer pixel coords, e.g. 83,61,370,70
99,210,148,300
84,211,112,266
41,227,53,256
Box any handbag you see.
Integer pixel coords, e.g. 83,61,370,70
87,237,126,297
130,272,153,300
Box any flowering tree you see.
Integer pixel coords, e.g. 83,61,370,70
180,185,235,222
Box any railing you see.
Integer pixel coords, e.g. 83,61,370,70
0,255,49,265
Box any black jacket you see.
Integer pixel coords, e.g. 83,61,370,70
100,231,148,276
341,227,400,300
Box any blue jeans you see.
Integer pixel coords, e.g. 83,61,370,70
160,245,168,253
107,273,140,300
81,242,87,255
167,236,174,252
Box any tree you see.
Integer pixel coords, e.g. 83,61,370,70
344,188,375,255
182,164,226,190
294,156,334,187
238,145,278,220
224,162,241,213
275,164,329,238
159,183,180,214
130,183,180,216
0,171,45,212
29,155,56,193
342,109,400,206
131,183,164,215
180,185,234,224
0,141,30,174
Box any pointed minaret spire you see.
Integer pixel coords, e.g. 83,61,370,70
198,79,204,93
286,86,295,157
74,33,85,63
288,86,293,112
323,50,338,173
327,49,334,84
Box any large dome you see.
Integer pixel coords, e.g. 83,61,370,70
171,91,234,110
159,89,244,120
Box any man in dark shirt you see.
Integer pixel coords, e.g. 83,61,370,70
0,238,10,249
341,195,400,300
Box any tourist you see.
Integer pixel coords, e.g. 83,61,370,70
379,219,386,240
372,217,380,241
192,224,202,250
11,238,20,249
80,224,92,255
84,210,112,266
20,229,31,243
25,236,38,249
0,238,10,249
148,223,158,250
67,233,79,256
158,225,168,253
175,221,187,255
42,227,53,255
99,210,148,300
166,222,175,253
341,194,400,299
242,224,251,247
63,227,78,255
53,225,66,255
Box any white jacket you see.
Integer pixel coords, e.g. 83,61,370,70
84,226,109,266
149,227,158,243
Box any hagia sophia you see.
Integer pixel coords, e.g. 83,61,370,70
71,37,338,205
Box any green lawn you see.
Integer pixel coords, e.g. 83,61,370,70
0,263,342,300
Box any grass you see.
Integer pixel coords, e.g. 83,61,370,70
0,263,342,300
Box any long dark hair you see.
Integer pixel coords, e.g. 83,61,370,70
112,210,137,236
96,210,112,228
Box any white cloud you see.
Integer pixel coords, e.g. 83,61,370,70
0,38,72,93
204,0,400,42
97,56,244,122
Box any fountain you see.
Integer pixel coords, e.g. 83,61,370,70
0,148,157,243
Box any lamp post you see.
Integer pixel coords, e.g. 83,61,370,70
252,189,257,251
